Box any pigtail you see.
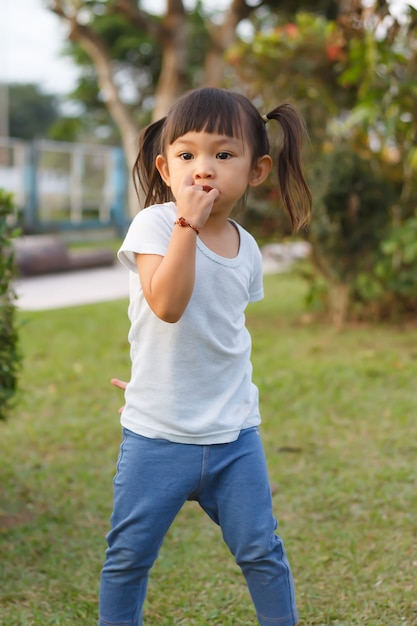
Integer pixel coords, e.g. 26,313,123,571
265,104,312,231
133,117,172,208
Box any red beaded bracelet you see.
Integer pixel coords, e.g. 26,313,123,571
174,217,200,235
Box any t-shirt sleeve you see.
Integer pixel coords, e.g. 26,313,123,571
118,205,173,273
249,242,264,303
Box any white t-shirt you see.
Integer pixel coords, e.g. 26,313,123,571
118,202,264,444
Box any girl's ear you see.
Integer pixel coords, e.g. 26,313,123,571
155,154,171,187
249,155,273,188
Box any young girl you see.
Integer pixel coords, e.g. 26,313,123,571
99,87,312,626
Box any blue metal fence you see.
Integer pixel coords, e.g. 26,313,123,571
0,137,130,235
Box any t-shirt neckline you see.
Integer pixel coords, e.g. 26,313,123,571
196,219,242,268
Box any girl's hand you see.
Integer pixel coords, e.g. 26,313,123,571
176,175,219,230
111,378,127,414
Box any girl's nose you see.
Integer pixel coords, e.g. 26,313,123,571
194,159,214,179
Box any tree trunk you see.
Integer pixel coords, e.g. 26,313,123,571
48,1,141,215
72,26,140,214
204,0,255,86
329,282,350,329
152,0,188,121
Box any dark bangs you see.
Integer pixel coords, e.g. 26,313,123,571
162,88,245,147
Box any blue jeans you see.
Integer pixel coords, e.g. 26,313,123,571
98,427,298,626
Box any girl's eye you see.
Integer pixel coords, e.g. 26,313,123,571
217,152,232,160
179,153,193,161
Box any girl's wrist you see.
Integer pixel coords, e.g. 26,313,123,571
174,216,200,235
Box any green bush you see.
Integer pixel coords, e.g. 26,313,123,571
353,211,417,320
309,148,394,282
0,189,21,420
306,147,396,324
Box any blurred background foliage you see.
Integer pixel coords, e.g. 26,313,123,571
227,2,417,322
5,0,417,323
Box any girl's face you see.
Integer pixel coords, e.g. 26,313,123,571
155,130,272,216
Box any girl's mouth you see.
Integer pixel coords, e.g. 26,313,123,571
202,185,213,193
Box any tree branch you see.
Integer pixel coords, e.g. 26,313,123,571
112,0,163,39
204,0,259,85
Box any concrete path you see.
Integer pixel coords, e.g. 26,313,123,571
15,264,130,311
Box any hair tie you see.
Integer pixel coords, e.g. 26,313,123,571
261,114,269,123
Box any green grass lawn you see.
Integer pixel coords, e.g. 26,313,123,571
1,272,417,625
